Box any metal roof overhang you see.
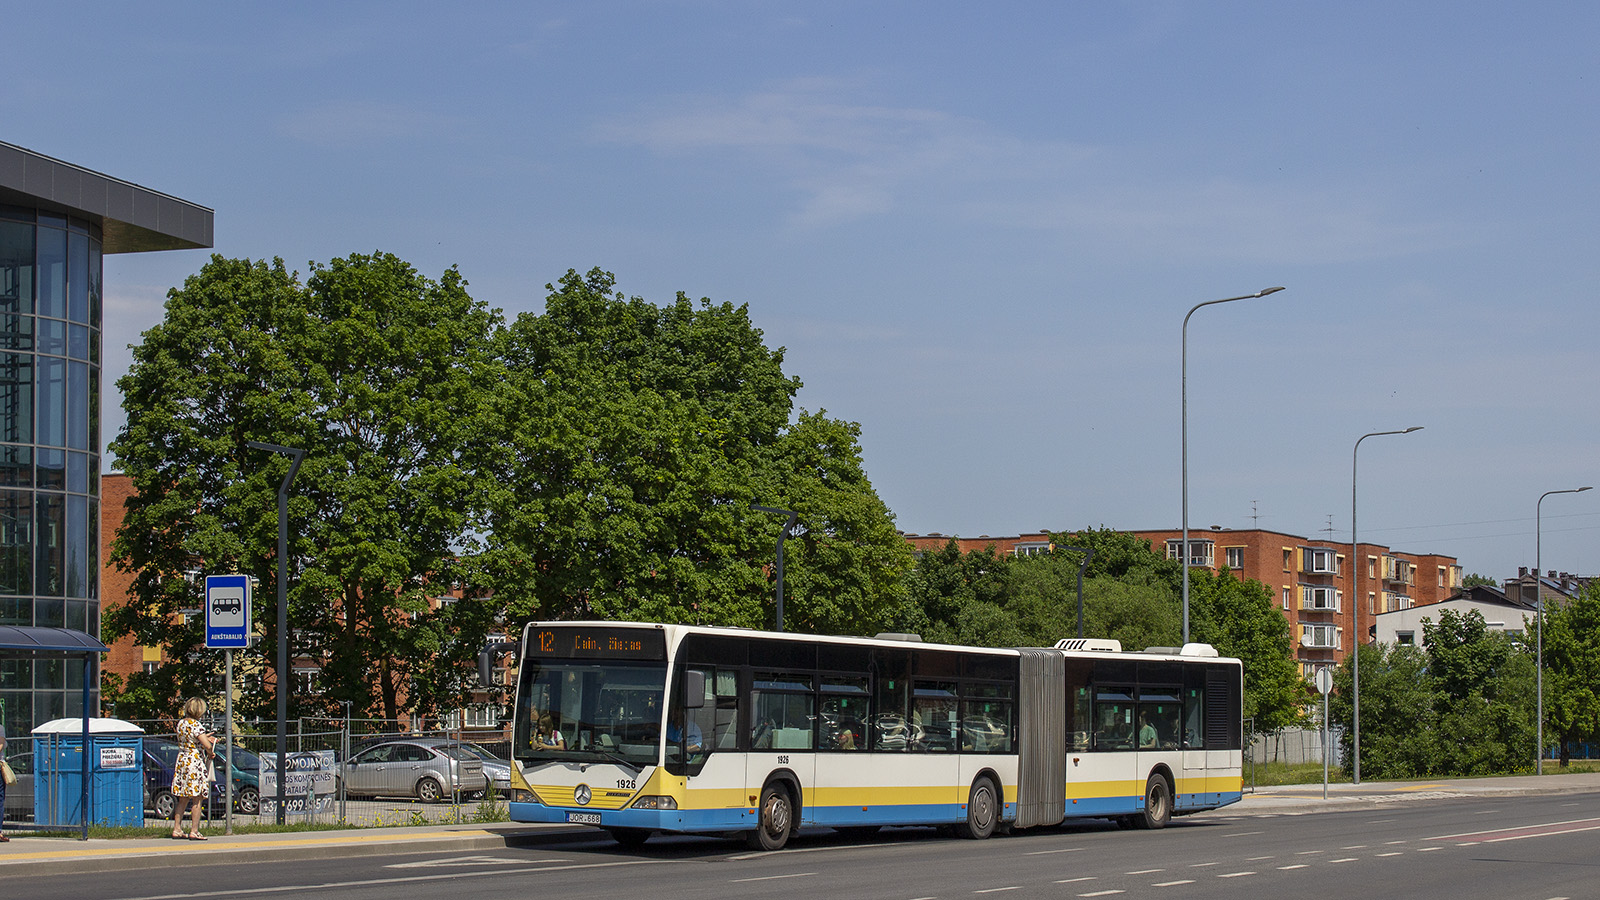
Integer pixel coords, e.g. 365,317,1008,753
0,624,110,654
0,140,213,253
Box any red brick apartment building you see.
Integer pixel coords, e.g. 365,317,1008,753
903,528,1463,677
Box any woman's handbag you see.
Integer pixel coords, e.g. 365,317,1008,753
0,759,15,786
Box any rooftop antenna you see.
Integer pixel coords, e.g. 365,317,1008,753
1250,500,1261,528
1323,514,1335,540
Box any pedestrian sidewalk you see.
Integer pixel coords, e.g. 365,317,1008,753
4,772,1599,876
1226,770,1600,815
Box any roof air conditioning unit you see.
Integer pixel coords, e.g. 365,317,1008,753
1055,638,1123,653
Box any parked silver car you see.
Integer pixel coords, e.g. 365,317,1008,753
337,740,484,803
408,738,511,799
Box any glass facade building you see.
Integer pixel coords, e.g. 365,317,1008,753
0,142,210,736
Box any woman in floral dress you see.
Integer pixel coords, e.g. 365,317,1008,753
172,697,216,839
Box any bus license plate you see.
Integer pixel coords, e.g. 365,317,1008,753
566,812,601,825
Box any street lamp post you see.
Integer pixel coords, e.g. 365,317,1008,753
752,505,798,632
1050,544,1096,639
1182,286,1285,644
1350,426,1421,785
1536,486,1591,774
246,440,305,825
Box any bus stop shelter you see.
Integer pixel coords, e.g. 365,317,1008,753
0,624,110,840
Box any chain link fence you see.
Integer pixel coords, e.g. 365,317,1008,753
0,718,516,830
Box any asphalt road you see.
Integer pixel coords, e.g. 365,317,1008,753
18,790,1600,900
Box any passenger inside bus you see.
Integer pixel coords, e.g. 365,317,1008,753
664,708,703,753
535,713,565,749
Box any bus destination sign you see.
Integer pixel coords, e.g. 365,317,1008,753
528,626,666,660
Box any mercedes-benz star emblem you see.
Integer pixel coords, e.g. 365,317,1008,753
574,784,592,806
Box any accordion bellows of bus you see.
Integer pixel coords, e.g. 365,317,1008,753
480,622,1243,850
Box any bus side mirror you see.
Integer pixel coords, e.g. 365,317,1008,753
684,671,706,708
478,641,519,688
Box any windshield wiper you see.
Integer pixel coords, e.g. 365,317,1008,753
590,750,643,776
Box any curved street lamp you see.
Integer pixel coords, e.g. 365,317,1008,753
1536,485,1591,774
1182,286,1285,643
1350,425,1421,785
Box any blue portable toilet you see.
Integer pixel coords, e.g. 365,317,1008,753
32,717,145,828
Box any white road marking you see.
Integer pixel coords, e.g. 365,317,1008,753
1152,881,1194,887
1430,816,1600,844
1124,868,1164,875
974,887,1021,894
731,872,816,883
1189,862,1218,868
1222,830,1264,837
1278,864,1309,870
1330,857,1359,863
1246,855,1274,861
1218,871,1256,878
1376,852,1404,857
1055,876,1097,884
1078,891,1124,897
385,856,546,869
1026,847,1084,855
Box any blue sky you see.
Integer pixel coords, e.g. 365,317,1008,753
9,2,1598,582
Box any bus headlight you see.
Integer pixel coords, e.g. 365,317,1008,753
629,795,678,810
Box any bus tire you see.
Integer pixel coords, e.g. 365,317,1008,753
745,782,794,851
1137,773,1171,830
955,775,999,840
607,827,651,848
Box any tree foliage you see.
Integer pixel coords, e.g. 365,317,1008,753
477,269,909,637
108,262,912,721
106,253,502,723
1331,608,1534,778
1538,580,1600,765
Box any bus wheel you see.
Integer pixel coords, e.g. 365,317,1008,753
746,783,794,851
955,776,999,840
1137,774,1171,830
607,827,651,848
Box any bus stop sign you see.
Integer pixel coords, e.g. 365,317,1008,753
205,575,251,649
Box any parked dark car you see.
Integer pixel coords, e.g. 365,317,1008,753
143,737,260,818
337,740,484,802
3,751,34,821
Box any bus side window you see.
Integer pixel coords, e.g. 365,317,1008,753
1184,687,1205,748
707,669,739,752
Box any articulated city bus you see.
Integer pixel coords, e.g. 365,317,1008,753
480,622,1242,849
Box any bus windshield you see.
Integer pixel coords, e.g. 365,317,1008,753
514,658,667,769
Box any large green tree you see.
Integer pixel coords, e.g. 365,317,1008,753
477,268,908,636
1538,580,1600,766
106,252,502,723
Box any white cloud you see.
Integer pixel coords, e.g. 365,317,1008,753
599,83,1473,261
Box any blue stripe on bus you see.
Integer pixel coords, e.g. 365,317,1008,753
508,793,1236,833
